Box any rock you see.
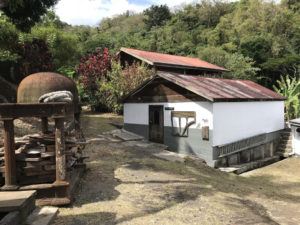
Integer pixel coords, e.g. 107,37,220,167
113,129,143,141
153,150,186,163
87,138,106,143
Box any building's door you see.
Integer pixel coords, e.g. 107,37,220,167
149,105,164,143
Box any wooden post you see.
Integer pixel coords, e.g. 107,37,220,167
41,117,48,134
54,118,66,184
74,113,81,139
1,119,18,190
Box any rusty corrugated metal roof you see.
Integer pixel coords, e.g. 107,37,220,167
157,72,285,101
120,47,228,72
290,118,300,125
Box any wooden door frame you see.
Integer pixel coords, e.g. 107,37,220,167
148,105,164,143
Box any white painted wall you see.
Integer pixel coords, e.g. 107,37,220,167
212,101,285,146
124,102,213,129
292,126,300,155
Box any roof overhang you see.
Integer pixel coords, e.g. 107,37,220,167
120,47,154,66
152,62,229,73
120,47,229,73
290,118,300,126
123,72,286,103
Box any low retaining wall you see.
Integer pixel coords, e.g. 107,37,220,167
124,123,282,168
212,131,282,167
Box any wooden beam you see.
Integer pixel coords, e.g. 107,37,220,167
1,119,18,191
54,118,66,184
41,117,49,134
0,103,74,120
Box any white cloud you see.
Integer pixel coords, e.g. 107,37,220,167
154,0,195,8
54,0,196,26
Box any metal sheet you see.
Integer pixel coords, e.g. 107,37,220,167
158,72,285,101
121,48,228,72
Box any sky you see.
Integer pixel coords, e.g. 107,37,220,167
54,0,196,26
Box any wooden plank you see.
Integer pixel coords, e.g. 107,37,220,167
125,79,207,103
0,103,74,120
18,174,55,185
23,170,54,177
36,197,70,206
44,165,56,171
0,191,36,212
171,111,196,118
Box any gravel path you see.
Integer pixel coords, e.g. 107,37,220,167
53,115,300,225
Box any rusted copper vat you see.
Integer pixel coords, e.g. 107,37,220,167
17,72,80,112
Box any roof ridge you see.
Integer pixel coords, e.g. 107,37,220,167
158,71,250,82
121,47,220,62
156,72,285,101
120,47,229,72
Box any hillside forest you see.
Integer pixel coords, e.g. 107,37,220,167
0,0,299,117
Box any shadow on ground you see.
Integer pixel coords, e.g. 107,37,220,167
54,115,300,225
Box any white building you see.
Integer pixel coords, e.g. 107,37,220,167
290,119,300,156
123,71,285,167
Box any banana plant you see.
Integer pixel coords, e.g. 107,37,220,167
273,75,300,121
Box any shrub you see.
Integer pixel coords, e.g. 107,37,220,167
101,61,154,113
76,48,111,111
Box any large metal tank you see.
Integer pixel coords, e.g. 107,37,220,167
17,72,80,112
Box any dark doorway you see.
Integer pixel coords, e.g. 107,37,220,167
149,105,164,143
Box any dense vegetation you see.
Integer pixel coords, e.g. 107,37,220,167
0,0,299,116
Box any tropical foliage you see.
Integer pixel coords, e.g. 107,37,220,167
101,61,154,113
0,0,299,116
76,48,111,111
1,0,59,31
273,74,300,120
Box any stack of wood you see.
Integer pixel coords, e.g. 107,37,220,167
0,133,86,186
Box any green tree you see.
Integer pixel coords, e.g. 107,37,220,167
0,15,19,61
1,0,59,32
143,5,171,30
198,46,260,80
31,25,81,69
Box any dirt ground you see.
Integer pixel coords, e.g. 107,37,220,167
48,114,300,225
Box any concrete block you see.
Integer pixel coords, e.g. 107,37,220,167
240,151,251,163
153,150,186,162
0,211,20,225
228,154,238,166
26,207,58,225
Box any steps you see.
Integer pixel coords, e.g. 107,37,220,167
18,181,70,206
0,191,59,224
0,191,36,225
26,207,58,225
277,129,293,157
219,155,280,174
